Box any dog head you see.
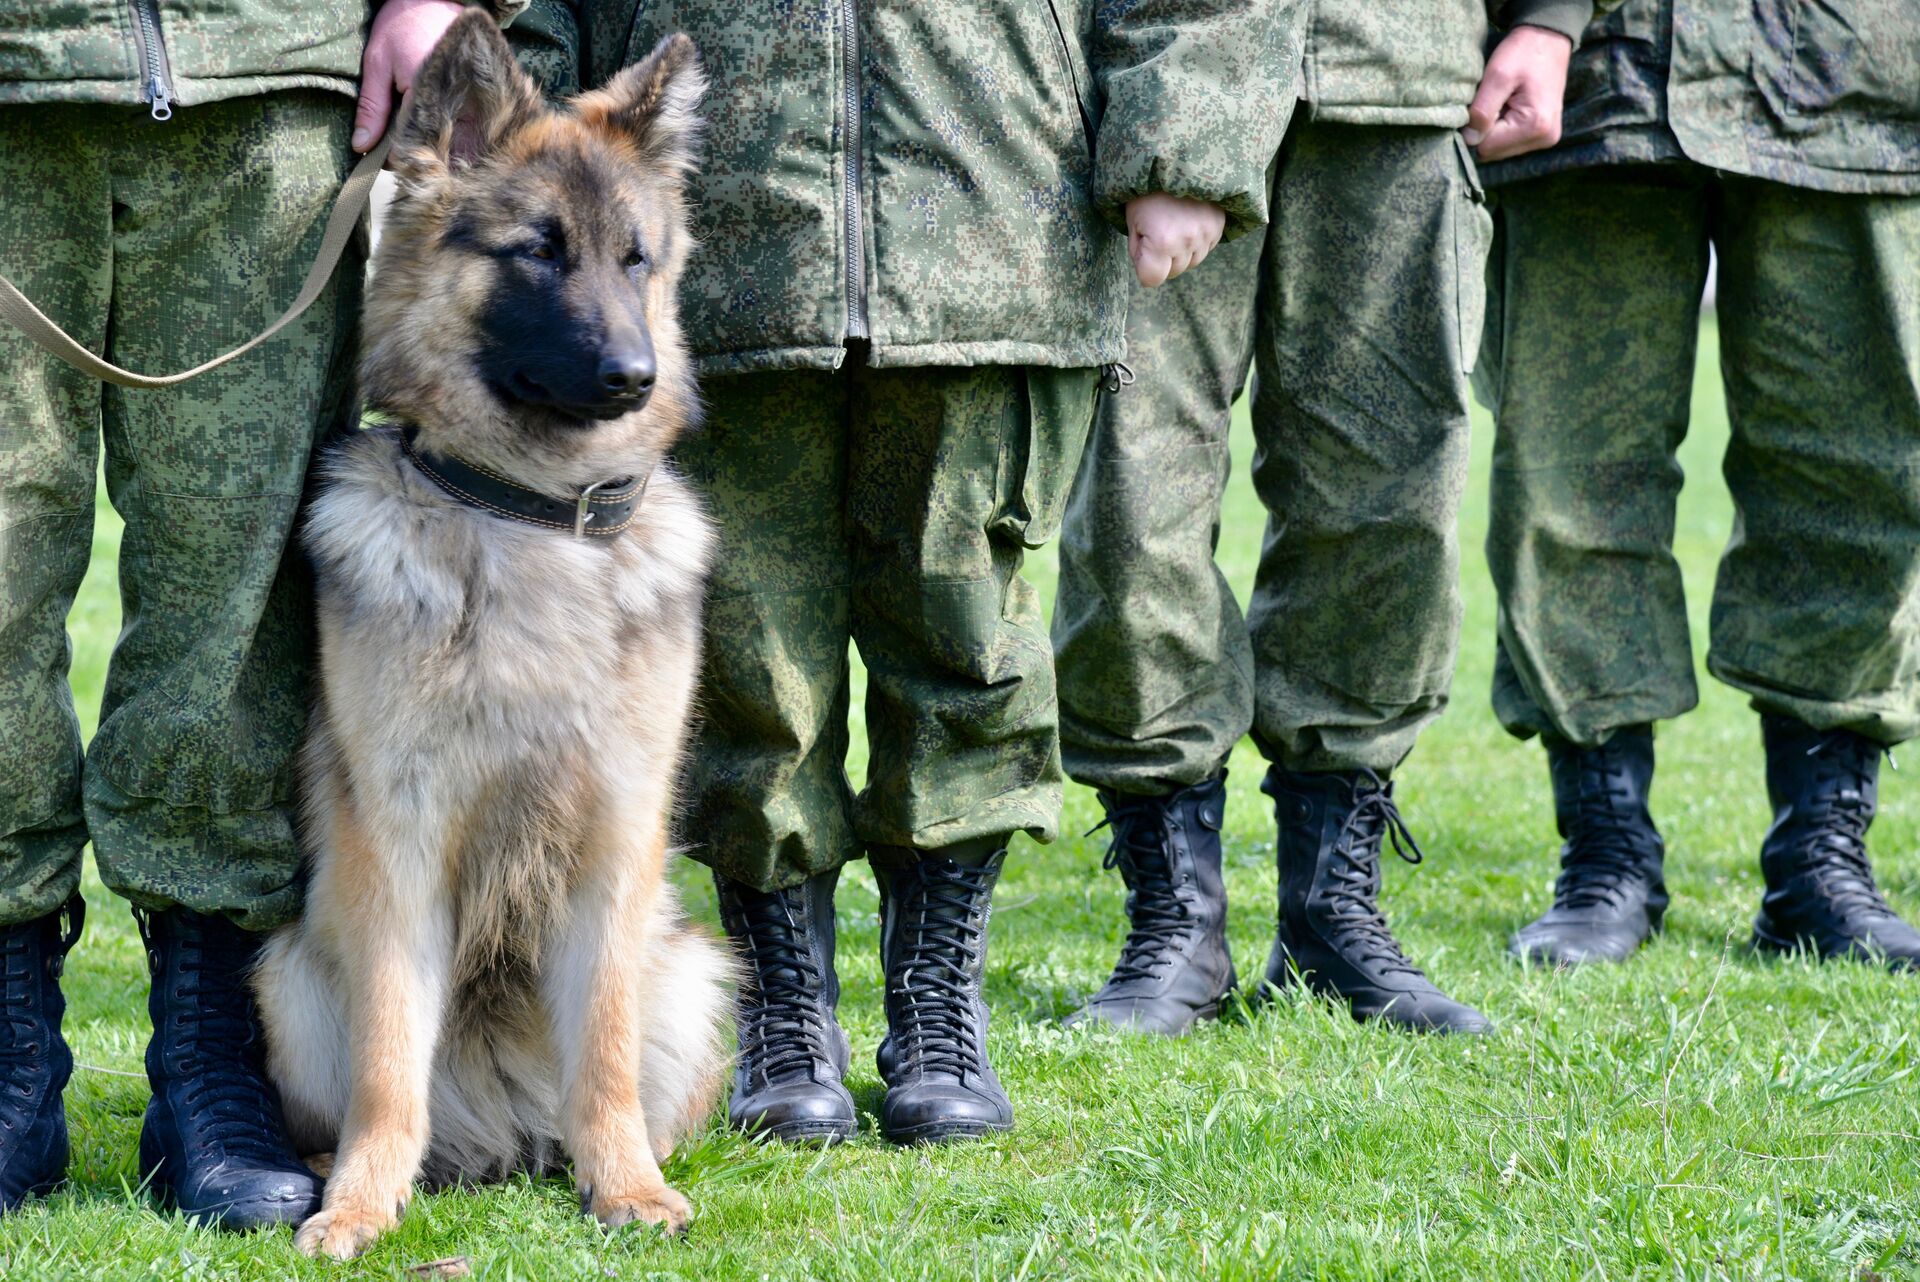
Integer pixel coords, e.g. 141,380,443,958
362,12,705,491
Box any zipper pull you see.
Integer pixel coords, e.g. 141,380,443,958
147,77,173,121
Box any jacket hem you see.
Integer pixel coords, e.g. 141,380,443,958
1672,118,1920,196
1482,122,1920,195
1307,101,1470,129
694,339,1122,377
0,73,357,109
1480,126,1685,188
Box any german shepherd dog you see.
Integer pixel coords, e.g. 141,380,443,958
251,12,729,1260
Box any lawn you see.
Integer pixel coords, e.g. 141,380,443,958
6,316,1920,1280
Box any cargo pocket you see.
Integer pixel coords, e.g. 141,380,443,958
1761,0,1920,125
992,366,1100,550
1039,0,1099,162
1450,133,1493,375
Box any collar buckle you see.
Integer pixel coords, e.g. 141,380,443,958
574,478,613,539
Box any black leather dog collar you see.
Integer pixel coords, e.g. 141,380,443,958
399,424,647,539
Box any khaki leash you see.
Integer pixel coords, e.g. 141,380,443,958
0,134,391,390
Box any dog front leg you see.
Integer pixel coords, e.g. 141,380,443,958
546,818,687,1235
294,801,452,1261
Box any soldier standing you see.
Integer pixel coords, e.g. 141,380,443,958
517,0,1293,1143
1479,0,1920,969
1053,2,1602,1035
0,0,518,1223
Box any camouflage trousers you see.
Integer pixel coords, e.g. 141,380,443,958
1478,164,1920,748
1053,121,1487,792
0,94,363,929
675,357,1098,891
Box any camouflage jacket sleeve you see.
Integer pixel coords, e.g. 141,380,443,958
1088,0,1300,241
505,0,587,98
1495,0,1625,48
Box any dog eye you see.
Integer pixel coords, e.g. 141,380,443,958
528,243,557,262
623,249,646,269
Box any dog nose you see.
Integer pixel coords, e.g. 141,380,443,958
599,349,655,400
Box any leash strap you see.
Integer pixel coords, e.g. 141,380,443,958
0,134,391,390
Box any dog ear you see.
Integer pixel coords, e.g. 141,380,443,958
577,34,706,180
390,9,544,178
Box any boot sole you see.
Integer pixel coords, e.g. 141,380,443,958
1070,995,1230,1037
1258,964,1488,1034
881,1118,1012,1146
1508,910,1665,969
139,1127,321,1229
1,1122,70,1211
1750,919,1919,970
749,1118,858,1145
1,1171,69,1212
143,1177,321,1229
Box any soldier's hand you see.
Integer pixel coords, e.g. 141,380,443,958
1465,25,1574,163
1125,194,1227,289
353,0,467,153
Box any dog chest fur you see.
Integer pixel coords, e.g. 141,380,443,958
303,426,712,937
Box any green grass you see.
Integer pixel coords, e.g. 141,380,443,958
8,316,1920,1280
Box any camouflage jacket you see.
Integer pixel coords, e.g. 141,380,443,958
515,1,1295,375
0,0,524,114
1482,0,1920,192
1305,0,1602,127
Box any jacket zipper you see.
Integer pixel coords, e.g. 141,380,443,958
1042,0,1096,157
127,0,175,120
841,0,867,340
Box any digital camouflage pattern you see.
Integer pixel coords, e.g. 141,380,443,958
1302,0,1612,128
0,1,525,110
1477,164,1920,747
675,361,1099,890
1480,0,1920,194
1053,122,1488,791
0,93,364,929
514,0,1295,375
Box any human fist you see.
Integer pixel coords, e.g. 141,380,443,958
354,0,468,152
1125,194,1228,288
1465,25,1574,163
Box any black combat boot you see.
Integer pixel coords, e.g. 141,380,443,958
1751,715,1920,968
1261,767,1488,1034
1510,726,1668,967
1070,775,1237,1035
137,908,322,1228
873,848,1012,1145
0,897,83,1213
713,868,856,1143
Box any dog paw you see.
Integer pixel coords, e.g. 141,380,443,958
303,1151,336,1179
589,1184,690,1236
295,1205,397,1260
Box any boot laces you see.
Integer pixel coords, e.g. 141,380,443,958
1800,736,1893,919
1090,807,1191,984
889,864,994,1080
0,902,78,1090
159,926,294,1167
729,888,836,1087
1557,745,1655,910
0,924,49,1129
0,927,41,1053
1323,774,1426,979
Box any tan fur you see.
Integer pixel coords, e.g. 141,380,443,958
249,15,729,1261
